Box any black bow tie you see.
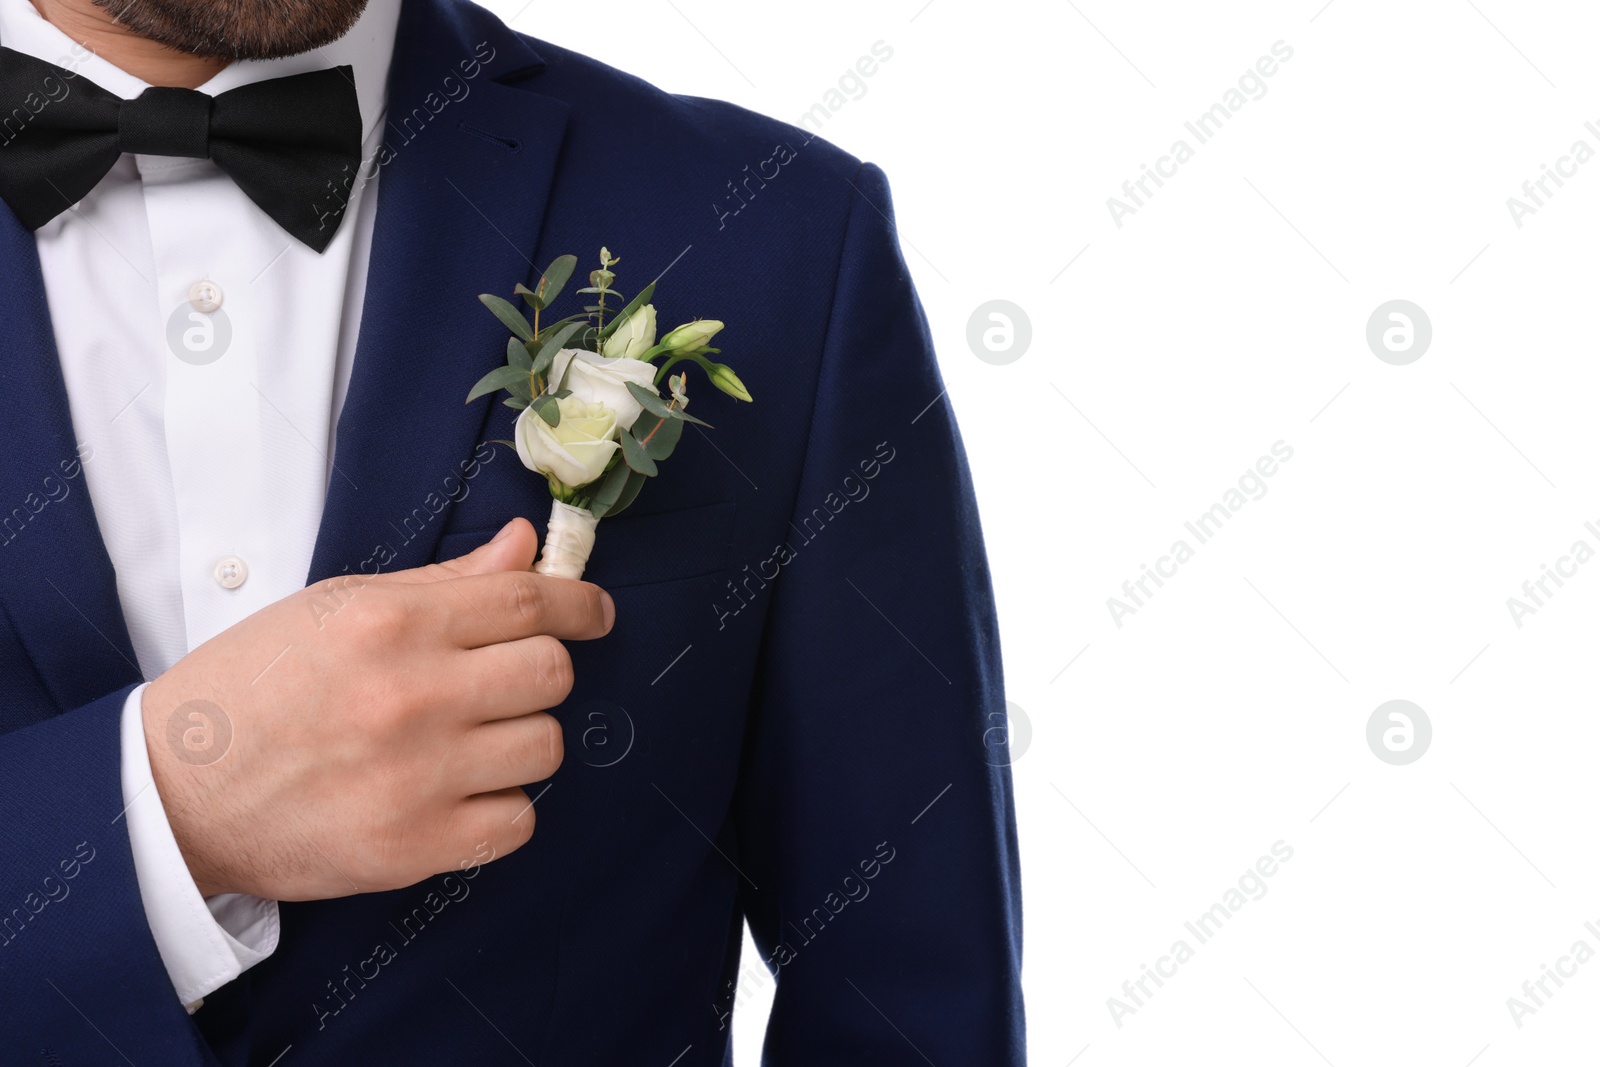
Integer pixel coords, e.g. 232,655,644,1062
0,47,362,253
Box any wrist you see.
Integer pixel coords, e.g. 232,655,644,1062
140,678,232,898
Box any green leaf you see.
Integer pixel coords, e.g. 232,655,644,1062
626,380,675,420
531,393,561,427
529,320,586,380
586,458,632,516
618,427,659,476
502,396,530,410
532,320,586,356
479,294,535,343
632,410,684,461
550,339,592,393
553,318,590,345
538,312,592,332
607,468,648,516
531,254,578,311
599,282,657,340
488,439,516,448
466,364,534,404
530,349,554,383
507,336,533,372
676,406,714,429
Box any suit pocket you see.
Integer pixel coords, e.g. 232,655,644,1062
434,500,739,589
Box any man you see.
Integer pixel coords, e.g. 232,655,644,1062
0,0,1025,1062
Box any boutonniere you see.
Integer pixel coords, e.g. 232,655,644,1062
466,248,752,579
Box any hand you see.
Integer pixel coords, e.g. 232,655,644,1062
140,518,612,901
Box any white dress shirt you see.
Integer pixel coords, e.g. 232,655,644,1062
0,0,401,1010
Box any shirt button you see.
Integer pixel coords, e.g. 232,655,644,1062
213,556,248,590
189,280,224,313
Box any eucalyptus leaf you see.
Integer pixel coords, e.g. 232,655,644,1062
529,320,586,381
542,319,588,354
618,428,658,476
531,393,561,427
467,364,534,404
633,410,684,461
626,380,675,420
532,254,578,310
674,406,714,429
539,312,591,331
587,458,632,516
531,349,554,383
502,396,530,410
553,351,579,394
507,336,533,372
479,294,535,343
531,319,586,357
607,469,648,516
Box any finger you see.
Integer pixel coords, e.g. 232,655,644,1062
372,517,539,587
431,569,614,648
444,788,538,865
448,712,564,795
453,635,575,723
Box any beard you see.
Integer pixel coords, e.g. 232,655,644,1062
92,0,372,61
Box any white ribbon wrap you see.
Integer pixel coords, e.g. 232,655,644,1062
534,500,600,580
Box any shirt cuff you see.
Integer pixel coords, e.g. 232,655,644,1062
119,682,280,1012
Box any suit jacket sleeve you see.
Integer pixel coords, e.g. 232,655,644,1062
732,161,1026,1063
0,683,216,1066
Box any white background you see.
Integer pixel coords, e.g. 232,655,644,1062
478,2,1600,1063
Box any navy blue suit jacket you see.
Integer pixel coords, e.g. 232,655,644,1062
0,0,1024,1062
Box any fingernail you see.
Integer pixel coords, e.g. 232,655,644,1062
600,590,615,631
490,519,515,544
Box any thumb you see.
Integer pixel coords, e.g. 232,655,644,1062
385,517,539,585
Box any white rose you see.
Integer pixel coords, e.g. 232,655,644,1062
514,397,620,488
548,348,659,429
602,304,657,361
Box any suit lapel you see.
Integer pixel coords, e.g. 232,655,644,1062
307,0,569,583
0,210,141,709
